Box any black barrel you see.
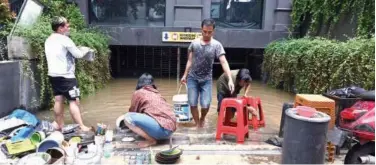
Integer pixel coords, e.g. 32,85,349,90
282,108,330,164
279,102,294,137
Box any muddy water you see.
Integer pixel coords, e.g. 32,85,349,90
36,78,295,135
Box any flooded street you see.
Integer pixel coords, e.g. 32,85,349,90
37,78,294,136
37,78,297,163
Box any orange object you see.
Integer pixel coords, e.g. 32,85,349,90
216,98,249,144
294,94,336,129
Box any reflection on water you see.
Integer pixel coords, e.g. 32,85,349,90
36,78,294,135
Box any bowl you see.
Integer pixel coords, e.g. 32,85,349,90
155,148,182,165
296,106,316,118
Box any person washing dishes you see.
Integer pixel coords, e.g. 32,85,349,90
123,73,177,148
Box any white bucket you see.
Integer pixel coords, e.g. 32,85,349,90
173,84,192,123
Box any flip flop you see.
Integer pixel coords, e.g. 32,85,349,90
265,136,283,147
76,126,95,134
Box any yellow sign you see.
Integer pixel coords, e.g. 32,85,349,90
162,32,202,43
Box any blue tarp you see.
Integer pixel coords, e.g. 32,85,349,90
10,127,34,142
7,109,40,142
8,109,39,127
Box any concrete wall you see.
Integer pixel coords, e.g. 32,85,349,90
78,0,293,48
0,61,40,117
0,61,20,117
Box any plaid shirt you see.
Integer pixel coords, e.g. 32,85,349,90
129,86,177,131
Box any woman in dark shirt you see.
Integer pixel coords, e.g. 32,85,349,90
216,68,252,118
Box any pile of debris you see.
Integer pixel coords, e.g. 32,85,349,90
0,109,105,165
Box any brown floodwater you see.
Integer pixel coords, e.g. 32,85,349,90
36,78,295,136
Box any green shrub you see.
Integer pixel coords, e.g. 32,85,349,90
291,0,375,37
0,0,15,25
262,36,375,94
11,1,111,108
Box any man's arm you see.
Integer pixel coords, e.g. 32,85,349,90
181,43,194,83
64,37,89,59
218,55,234,93
216,43,233,93
218,56,232,81
182,52,192,77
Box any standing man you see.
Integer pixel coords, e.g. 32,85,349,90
181,18,234,128
45,16,93,132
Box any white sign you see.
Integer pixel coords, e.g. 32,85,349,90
18,0,44,27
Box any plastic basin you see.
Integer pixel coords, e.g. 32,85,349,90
296,106,316,118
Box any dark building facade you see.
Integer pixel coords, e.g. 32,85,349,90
77,0,292,48
67,0,294,78
8,0,293,78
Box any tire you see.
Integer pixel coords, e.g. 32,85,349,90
344,142,375,164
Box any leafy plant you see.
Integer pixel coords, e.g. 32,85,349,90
262,36,375,94
0,0,15,25
6,0,111,109
0,0,16,61
39,0,85,30
291,0,375,37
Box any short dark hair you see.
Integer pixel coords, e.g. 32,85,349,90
136,73,157,90
236,68,252,82
201,18,216,29
51,16,67,32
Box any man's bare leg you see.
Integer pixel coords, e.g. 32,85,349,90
69,100,91,131
190,106,200,127
199,108,209,128
124,120,157,148
53,96,65,131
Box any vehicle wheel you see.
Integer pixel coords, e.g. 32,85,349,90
344,142,375,164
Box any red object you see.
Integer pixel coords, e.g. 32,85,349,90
339,100,375,143
243,96,266,128
296,106,317,118
216,98,249,144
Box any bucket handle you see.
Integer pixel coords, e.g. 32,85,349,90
177,84,188,95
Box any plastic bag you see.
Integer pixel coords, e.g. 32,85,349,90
327,127,347,146
35,120,55,134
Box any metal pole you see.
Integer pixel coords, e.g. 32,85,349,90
169,48,171,81
177,47,181,89
116,46,121,76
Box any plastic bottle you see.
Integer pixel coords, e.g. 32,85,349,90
105,127,113,142
103,142,113,158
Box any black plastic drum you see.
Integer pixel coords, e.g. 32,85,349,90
282,108,331,164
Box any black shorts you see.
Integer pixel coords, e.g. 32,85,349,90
49,76,80,101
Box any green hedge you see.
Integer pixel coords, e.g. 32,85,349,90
12,1,111,108
262,36,375,94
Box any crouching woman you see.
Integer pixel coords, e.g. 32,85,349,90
124,73,177,148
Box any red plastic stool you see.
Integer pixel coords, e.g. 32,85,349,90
243,96,265,130
216,98,249,144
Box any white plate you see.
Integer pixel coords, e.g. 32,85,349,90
122,137,135,142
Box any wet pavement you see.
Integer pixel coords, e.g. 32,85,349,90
35,78,345,164
37,78,295,135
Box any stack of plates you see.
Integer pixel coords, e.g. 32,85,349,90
155,148,183,164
